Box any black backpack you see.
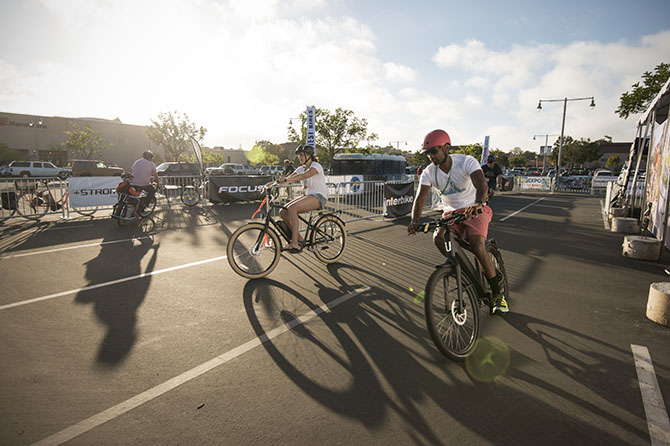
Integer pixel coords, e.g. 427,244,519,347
1,191,17,210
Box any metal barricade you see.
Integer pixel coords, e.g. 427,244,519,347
1,177,69,221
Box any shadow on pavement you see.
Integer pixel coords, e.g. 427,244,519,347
73,228,160,367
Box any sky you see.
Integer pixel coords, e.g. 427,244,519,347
1,0,669,153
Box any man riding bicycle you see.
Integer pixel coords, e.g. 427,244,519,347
482,155,504,200
267,144,328,254
408,129,508,315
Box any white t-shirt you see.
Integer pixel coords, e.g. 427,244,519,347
420,154,482,211
294,161,329,198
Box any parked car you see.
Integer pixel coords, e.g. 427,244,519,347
61,159,124,177
7,160,63,178
525,168,543,176
205,163,259,176
593,169,613,178
156,162,201,177
260,165,284,176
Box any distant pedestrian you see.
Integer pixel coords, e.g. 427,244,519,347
283,159,295,176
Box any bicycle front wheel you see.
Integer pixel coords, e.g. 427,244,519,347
310,215,347,263
181,187,200,206
424,266,480,361
16,192,49,220
227,223,281,279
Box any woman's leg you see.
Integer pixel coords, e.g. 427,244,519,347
285,195,320,249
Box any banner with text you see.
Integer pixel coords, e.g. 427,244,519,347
480,135,490,165
208,175,272,203
384,182,414,217
68,176,120,208
306,106,316,148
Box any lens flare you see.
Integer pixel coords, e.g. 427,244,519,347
465,336,510,382
413,290,425,304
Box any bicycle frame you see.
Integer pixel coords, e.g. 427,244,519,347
439,225,489,310
253,187,342,250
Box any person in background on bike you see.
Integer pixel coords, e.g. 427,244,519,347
268,144,328,253
407,129,508,315
131,150,159,214
282,159,295,176
482,155,504,200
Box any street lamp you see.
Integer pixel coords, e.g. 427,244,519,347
537,96,595,189
533,133,560,173
28,117,43,160
389,140,407,151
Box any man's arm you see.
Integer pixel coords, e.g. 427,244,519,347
408,184,431,234
470,169,489,204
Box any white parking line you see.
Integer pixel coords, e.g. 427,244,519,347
46,224,95,231
631,344,670,446
499,196,547,222
31,286,371,446
0,255,227,311
0,236,152,260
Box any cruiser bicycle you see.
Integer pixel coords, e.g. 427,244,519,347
419,212,509,361
227,183,347,279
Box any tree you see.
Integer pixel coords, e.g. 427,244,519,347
616,62,670,119
248,142,280,166
490,149,508,167
508,147,526,167
548,136,602,168
287,107,377,167
606,155,621,169
58,122,113,159
452,143,482,160
145,111,206,161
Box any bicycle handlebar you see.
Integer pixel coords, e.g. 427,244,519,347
418,211,473,233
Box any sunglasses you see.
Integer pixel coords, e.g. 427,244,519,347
424,145,447,155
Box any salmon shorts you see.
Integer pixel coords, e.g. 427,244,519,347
442,205,493,238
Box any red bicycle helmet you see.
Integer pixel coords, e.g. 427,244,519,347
421,129,451,152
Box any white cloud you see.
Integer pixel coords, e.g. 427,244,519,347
2,2,669,153
383,62,416,83
465,76,491,88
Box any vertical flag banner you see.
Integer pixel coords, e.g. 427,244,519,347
480,136,490,165
306,106,316,148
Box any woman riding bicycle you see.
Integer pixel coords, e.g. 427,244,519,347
266,144,328,253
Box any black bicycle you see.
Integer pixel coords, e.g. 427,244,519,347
227,184,347,279
419,212,509,361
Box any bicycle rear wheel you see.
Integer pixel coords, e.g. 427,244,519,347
227,223,281,279
181,186,200,206
16,191,49,220
310,215,347,263
424,266,480,361
487,243,509,299
138,196,156,217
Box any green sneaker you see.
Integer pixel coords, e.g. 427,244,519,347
490,294,509,315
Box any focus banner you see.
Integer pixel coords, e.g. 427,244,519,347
384,182,414,217
208,175,272,203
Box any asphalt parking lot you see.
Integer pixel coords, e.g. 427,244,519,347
1,192,669,446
